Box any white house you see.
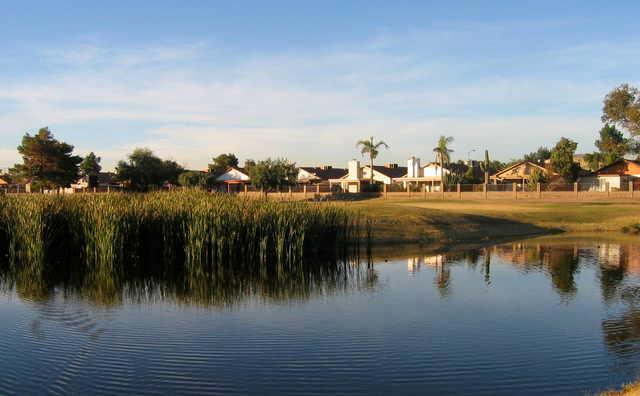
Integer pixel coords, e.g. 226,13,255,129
215,166,251,192
394,156,451,191
215,166,250,183
581,159,640,191
328,160,407,192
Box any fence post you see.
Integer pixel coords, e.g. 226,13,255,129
316,184,320,195
574,182,578,199
513,183,517,200
457,183,461,200
303,184,307,199
289,186,293,199
384,183,388,200
630,181,634,199
107,186,110,193
423,184,426,200
537,183,541,199
483,183,488,200
407,183,410,197
607,182,610,198
442,183,446,200
93,187,97,193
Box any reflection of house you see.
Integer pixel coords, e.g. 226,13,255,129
490,161,555,184
598,243,640,276
329,160,407,192
592,159,640,190
297,166,347,184
407,255,446,273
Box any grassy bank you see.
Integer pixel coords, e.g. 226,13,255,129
600,381,640,395
345,198,640,245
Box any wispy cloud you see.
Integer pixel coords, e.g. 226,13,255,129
0,29,636,170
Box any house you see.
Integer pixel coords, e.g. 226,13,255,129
490,161,558,184
394,157,449,191
214,166,251,191
394,157,483,191
591,159,640,190
297,166,347,184
328,160,407,192
72,172,120,190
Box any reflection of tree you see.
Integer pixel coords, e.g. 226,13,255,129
602,286,640,359
545,247,580,298
602,308,640,357
435,259,452,298
463,250,480,269
1,256,378,308
599,264,626,304
482,248,491,286
490,244,581,299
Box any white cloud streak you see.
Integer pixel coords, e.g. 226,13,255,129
0,31,637,170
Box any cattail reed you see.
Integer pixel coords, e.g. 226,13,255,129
0,191,367,279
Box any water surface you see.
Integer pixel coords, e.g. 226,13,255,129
2,235,640,395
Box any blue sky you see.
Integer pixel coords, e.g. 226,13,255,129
1,1,639,170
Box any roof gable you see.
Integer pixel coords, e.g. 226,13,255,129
595,159,640,176
369,165,408,178
492,161,548,179
216,166,250,182
299,167,347,180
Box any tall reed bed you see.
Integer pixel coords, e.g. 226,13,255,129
0,191,367,282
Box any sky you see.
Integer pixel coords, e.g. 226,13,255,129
1,0,639,171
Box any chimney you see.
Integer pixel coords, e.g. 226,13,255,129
348,159,362,179
385,163,398,169
407,156,421,178
320,165,332,170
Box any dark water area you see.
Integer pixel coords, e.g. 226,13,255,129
2,235,640,395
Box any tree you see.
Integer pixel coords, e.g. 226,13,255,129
523,146,551,164
178,171,215,188
602,84,640,136
79,152,102,188
584,124,629,171
433,135,454,187
526,168,548,191
550,137,579,182
115,148,184,190
356,136,389,185
10,127,82,190
463,165,480,184
208,153,239,174
245,158,297,193
479,149,492,184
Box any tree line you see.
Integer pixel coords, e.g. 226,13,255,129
6,130,298,192
6,83,640,191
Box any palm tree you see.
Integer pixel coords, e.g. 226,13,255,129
433,135,454,190
356,136,389,185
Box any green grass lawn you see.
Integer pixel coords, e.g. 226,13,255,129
342,198,640,245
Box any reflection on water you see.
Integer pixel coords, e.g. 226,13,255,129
0,257,378,308
3,236,640,395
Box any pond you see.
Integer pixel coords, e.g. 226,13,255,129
1,234,640,395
